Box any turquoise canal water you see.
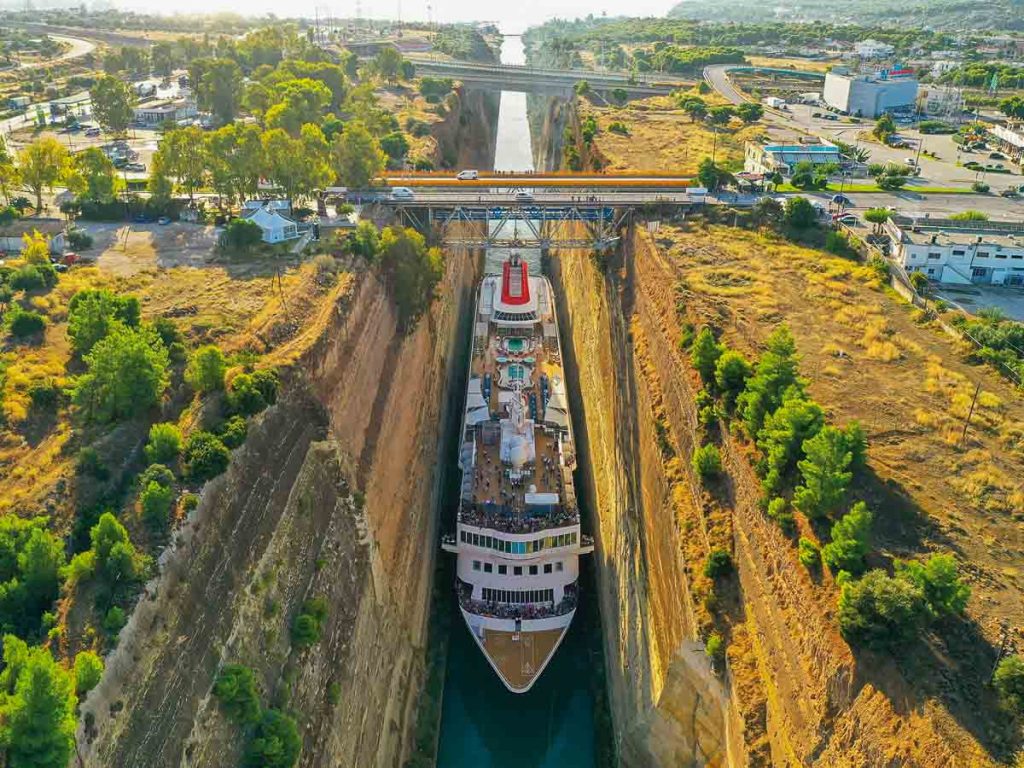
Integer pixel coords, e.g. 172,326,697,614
434,34,610,768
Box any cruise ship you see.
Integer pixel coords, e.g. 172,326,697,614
442,254,594,693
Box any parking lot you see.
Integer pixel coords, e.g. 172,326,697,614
933,283,1024,322
83,221,221,276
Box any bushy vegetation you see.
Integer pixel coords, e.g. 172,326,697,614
994,655,1024,716
73,650,104,696
291,597,328,650
145,422,183,465
821,502,873,574
797,537,821,569
185,345,227,393
377,226,445,328
951,308,1024,383
73,325,170,423
244,708,302,768
213,664,262,725
0,517,65,637
692,443,722,482
183,432,231,481
703,548,733,578
67,289,141,357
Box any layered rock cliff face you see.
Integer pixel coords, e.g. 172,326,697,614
428,86,500,170
549,241,738,767
77,253,478,767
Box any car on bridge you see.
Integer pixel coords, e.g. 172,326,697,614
514,191,534,203
457,170,479,180
390,187,415,201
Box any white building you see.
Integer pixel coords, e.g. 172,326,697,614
989,123,1024,163
886,216,1024,286
744,140,844,176
133,98,197,126
855,39,895,59
0,219,66,255
241,200,300,243
917,85,964,119
823,67,919,118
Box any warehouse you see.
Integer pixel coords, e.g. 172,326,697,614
822,67,919,118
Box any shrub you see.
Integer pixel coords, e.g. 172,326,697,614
140,481,174,530
213,664,262,725
838,569,926,651
74,651,104,695
793,426,853,520
691,443,722,482
705,632,725,666
703,548,733,579
8,308,46,338
76,447,109,480
909,271,929,294
73,325,169,423
9,263,56,292
798,537,821,569
103,605,126,635
822,502,873,574
895,553,970,618
690,327,721,385
291,596,328,650
713,350,750,411
138,463,175,490
185,345,226,393
183,432,230,481
783,197,817,229
994,655,1024,715
67,229,94,250
219,415,248,449
223,218,263,249
67,289,141,356
145,422,183,465
244,709,301,768
180,492,200,513
971,181,990,194
152,317,183,349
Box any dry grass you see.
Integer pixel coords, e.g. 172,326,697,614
583,92,764,174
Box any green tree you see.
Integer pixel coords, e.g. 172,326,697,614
696,157,728,191
213,664,261,725
994,655,1024,715
350,220,380,260
756,391,823,493
703,548,732,578
895,554,970,619
378,226,444,327
872,113,896,143
140,481,174,531
0,638,76,768
838,569,926,651
67,289,141,356
822,502,872,574
145,422,183,465
737,325,803,438
206,123,265,204
678,95,707,122
67,147,119,203
863,207,890,234
798,537,821,569
159,126,207,202
262,125,332,202
707,105,735,126
332,121,386,189
374,46,403,83
73,651,103,696
690,327,721,385
736,102,763,123
194,58,243,125
714,350,750,411
17,137,69,213
90,75,136,136
184,432,231,481
265,78,332,136
379,131,410,162
90,512,142,585
692,443,722,482
783,197,817,229
244,708,302,768
186,345,226,393
793,426,853,519
73,325,169,423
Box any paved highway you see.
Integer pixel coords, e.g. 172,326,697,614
377,189,691,205
383,173,695,188
703,65,748,106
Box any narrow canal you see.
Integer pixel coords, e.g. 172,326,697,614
435,34,611,768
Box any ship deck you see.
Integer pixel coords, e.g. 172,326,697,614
480,626,567,692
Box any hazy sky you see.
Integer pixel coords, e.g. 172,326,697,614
115,0,675,31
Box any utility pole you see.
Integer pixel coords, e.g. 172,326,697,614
957,381,982,450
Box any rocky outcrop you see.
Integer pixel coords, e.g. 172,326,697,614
427,86,499,170
78,253,478,767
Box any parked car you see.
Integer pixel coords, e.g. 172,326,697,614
831,194,853,206
84,127,101,137
811,111,822,118
1000,188,1020,198
390,187,415,200
836,213,859,224
989,151,1006,160
125,162,146,172
157,216,172,225
456,169,479,180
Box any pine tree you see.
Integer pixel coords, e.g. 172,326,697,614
793,426,853,519
690,327,721,386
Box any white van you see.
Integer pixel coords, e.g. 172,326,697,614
456,170,479,180
390,187,415,200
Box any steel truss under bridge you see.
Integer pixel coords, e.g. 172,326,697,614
393,203,632,250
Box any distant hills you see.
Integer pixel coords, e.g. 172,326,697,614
667,0,1024,32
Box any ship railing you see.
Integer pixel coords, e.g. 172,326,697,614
458,503,579,534
458,592,579,621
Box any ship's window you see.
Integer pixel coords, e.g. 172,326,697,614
544,563,553,574
498,565,507,575
472,560,481,571
484,562,493,573
514,542,526,555
514,566,523,576
571,532,578,544
472,533,480,546
529,565,538,576
555,561,564,572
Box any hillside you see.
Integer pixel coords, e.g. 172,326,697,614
668,0,1024,32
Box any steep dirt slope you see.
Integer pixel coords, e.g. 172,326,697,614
78,253,478,767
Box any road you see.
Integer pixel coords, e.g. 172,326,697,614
703,64,748,106
383,173,695,188
377,189,691,205
13,34,95,69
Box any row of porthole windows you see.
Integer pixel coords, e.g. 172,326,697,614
460,529,577,553
481,587,554,605
472,560,564,576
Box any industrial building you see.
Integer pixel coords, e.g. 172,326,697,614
822,67,919,118
885,216,1024,287
744,140,844,177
